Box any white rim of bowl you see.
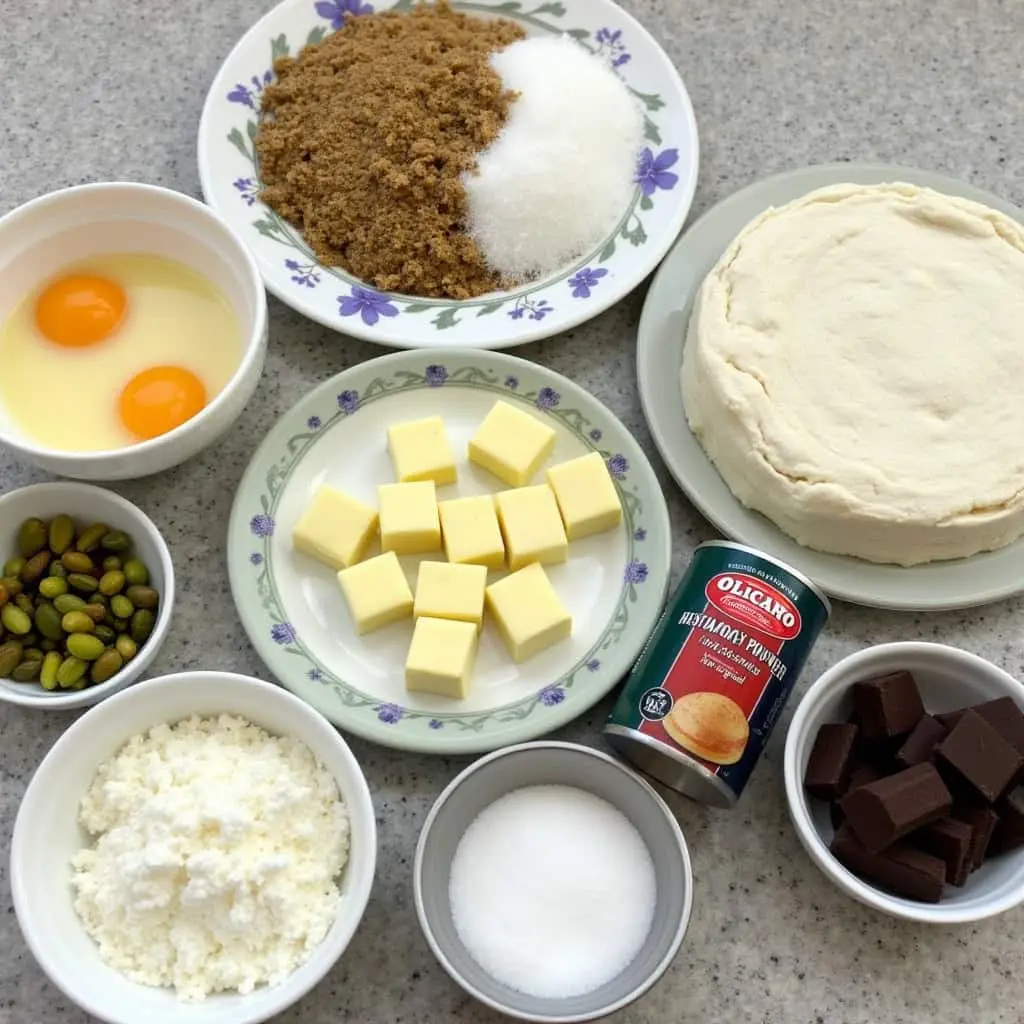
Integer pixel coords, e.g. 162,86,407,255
783,641,1024,923
9,670,378,1023
0,482,176,709
413,740,694,1023
0,181,267,464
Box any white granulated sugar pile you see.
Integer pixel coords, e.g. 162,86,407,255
463,35,643,279
448,784,657,999
70,714,350,1002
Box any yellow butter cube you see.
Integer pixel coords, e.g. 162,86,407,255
378,481,441,555
292,484,378,569
414,561,487,630
337,551,413,635
405,616,479,699
485,563,572,663
387,415,457,486
438,494,505,569
468,400,557,487
546,452,623,540
494,485,568,571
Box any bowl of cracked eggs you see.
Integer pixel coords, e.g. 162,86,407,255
10,670,377,1024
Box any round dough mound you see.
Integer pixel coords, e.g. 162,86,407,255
681,182,1024,566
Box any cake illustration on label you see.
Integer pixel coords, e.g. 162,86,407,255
663,691,750,765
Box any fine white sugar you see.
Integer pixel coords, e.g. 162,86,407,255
463,36,644,280
448,784,657,1000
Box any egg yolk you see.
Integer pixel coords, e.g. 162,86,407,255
35,274,126,347
119,366,207,441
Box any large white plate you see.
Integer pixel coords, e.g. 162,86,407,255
228,349,671,753
636,163,1024,611
198,0,698,350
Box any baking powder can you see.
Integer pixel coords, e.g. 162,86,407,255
604,540,830,808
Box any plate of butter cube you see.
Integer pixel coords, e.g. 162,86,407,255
228,349,671,753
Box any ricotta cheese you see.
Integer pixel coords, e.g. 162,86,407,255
70,714,350,1002
681,181,1024,565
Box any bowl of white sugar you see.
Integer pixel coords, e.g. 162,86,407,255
414,741,693,1022
10,670,377,1024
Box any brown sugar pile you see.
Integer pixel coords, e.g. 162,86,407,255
256,1,524,299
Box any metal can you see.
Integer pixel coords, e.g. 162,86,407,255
604,540,830,808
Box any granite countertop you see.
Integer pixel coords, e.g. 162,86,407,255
1,0,1022,1021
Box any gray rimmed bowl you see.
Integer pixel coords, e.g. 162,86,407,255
414,741,693,1023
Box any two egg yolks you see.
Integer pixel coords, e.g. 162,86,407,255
33,273,207,442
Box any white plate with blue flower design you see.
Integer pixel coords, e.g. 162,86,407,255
228,349,671,753
198,0,698,349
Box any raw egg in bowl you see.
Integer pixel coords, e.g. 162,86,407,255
0,182,267,481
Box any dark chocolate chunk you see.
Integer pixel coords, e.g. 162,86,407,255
990,786,1024,855
840,763,952,854
853,671,925,740
805,722,859,800
844,762,882,795
830,800,845,829
972,697,1024,756
953,805,1000,871
895,715,947,769
913,818,973,886
935,711,1024,804
831,824,946,903
936,709,968,732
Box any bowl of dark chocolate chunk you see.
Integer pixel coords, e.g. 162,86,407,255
783,642,1024,923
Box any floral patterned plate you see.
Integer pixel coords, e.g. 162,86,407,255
197,0,699,350
227,349,671,753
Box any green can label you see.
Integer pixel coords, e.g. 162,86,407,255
605,541,830,806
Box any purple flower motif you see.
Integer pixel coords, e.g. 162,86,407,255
586,658,601,672
233,177,258,206
227,71,273,109
504,375,519,390
589,428,602,442
307,415,322,430
337,286,399,327
507,296,554,322
594,26,631,67
634,527,647,541
428,719,444,730
315,0,374,30
377,703,403,725
337,390,360,414
536,387,561,410
539,685,566,707
250,552,263,566
624,560,649,585
635,148,680,197
250,513,275,537
271,622,297,645
425,365,448,387
308,668,323,681
568,267,609,299
285,258,321,288
607,454,629,479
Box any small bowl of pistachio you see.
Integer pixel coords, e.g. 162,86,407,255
0,482,174,709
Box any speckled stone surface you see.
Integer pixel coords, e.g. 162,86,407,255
1,0,1023,1021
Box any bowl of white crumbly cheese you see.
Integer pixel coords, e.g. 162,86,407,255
414,741,693,1023
9,670,377,1024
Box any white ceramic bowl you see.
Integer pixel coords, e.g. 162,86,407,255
10,671,377,1024
415,742,692,1022
784,641,1024,923
0,481,175,709
0,181,267,480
